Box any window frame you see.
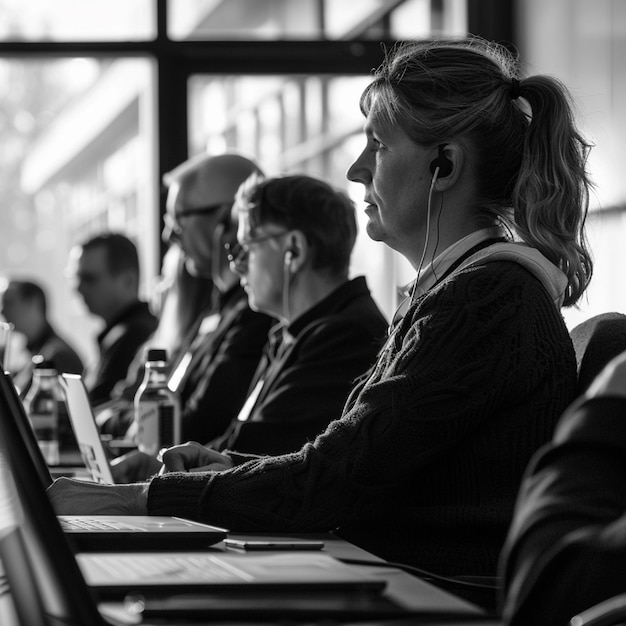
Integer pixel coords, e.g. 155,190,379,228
0,0,513,259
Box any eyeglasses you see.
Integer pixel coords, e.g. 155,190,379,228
164,203,227,237
225,231,289,266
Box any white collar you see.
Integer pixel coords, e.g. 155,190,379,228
390,226,508,329
414,226,507,297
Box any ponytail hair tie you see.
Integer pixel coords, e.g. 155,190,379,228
510,78,521,100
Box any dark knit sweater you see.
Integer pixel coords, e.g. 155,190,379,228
148,260,577,581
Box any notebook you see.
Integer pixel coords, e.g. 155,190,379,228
0,370,228,551
0,370,394,624
76,550,387,598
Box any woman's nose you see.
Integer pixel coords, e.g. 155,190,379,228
346,150,368,184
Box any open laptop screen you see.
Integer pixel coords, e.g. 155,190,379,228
0,370,106,625
0,371,52,487
59,373,115,484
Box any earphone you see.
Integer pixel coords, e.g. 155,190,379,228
284,238,297,268
429,143,453,179
282,246,297,323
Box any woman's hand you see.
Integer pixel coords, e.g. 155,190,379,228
158,441,234,474
46,477,149,515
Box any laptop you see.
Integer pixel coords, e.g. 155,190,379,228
58,372,123,485
0,367,492,625
0,370,228,551
0,373,396,625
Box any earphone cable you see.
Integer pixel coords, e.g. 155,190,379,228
411,167,439,302
431,194,444,283
282,259,291,324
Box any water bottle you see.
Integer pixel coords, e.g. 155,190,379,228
133,348,181,457
23,355,60,465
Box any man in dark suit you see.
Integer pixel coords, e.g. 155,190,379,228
203,174,389,456
99,153,273,450
68,232,158,405
1,278,84,395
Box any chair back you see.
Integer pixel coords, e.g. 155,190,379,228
570,312,626,395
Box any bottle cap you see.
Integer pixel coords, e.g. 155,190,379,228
144,347,167,363
32,354,56,371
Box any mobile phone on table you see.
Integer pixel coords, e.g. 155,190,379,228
223,539,324,551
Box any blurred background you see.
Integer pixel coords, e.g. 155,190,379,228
0,0,623,368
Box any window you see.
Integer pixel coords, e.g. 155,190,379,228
0,0,155,41
168,0,467,41
0,0,472,367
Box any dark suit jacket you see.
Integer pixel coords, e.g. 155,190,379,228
175,285,273,443
211,276,388,456
12,323,84,397
99,286,272,443
87,300,158,405
501,394,626,626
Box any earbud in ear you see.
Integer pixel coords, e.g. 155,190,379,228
429,143,453,179
284,239,298,267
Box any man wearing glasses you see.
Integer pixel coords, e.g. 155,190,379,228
194,173,388,457
98,153,274,457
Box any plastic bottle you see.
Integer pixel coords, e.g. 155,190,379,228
22,355,61,465
133,348,181,456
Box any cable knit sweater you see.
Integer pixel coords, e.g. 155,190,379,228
148,259,577,582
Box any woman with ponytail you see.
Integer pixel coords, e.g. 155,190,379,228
48,37,593,614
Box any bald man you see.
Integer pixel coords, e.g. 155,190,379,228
100,153,273,456
162,153,265,278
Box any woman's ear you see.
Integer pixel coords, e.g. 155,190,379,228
430,143,464,190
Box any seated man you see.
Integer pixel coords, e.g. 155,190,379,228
99,152,274,448
67,232,158,405
1,278,84,395
208,173,388,456
500,349,626,625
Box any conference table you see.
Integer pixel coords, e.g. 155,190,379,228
0,450,503,624
0,526,503,625
100,532,502,624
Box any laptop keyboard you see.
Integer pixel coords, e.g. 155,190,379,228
59,517,141,532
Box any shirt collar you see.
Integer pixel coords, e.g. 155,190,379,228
392,226,508,328
267,277,364,358
414,225,507,297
